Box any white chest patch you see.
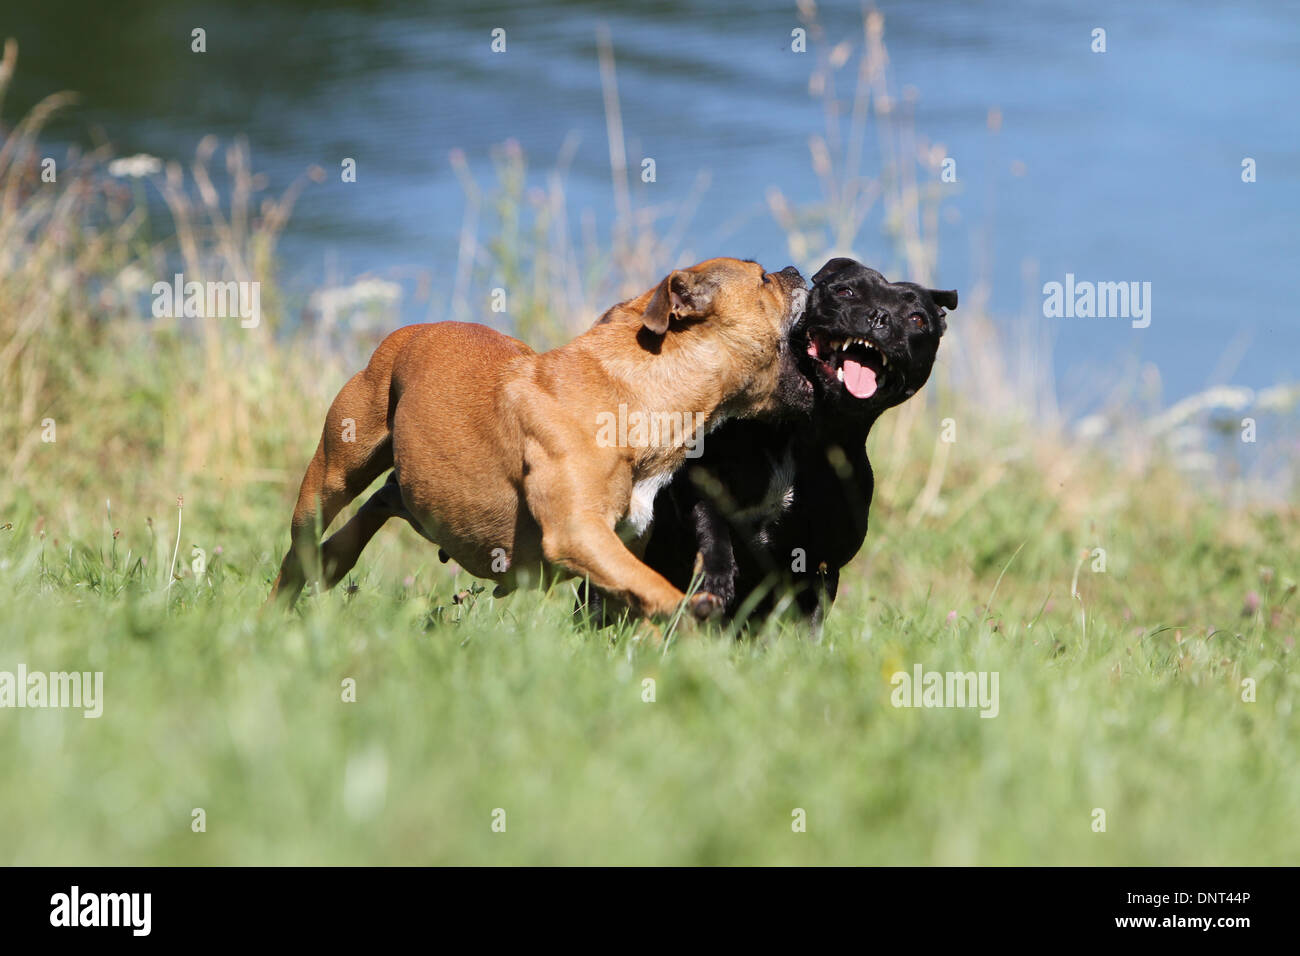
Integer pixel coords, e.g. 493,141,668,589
737,446,797,546
621,472,671,538
734,447,796,524
769,454,797,513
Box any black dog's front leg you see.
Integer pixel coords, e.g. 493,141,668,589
688,499,738,613
573,577,608,627
803,566,839,640
574,576,643,628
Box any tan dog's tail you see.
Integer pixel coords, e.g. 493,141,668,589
267,326,423,608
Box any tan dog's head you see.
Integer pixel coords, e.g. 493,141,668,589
620,257,809,418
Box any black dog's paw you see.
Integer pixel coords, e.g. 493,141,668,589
689,545,737,617
689,591,726,620
695,565,737,617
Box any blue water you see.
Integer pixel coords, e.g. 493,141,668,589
4,0,1297,405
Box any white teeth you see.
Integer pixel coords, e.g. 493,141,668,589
822,335,888,374
836,367,844,382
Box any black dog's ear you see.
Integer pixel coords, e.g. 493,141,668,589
812,257,860,285
929,289,958,310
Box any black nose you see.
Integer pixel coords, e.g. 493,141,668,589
778,265,804,286
870,308,889,329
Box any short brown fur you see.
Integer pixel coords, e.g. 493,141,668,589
268,258,805,618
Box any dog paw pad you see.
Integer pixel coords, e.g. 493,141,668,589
690,591,724,620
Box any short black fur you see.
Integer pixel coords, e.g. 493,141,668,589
600,257,955,631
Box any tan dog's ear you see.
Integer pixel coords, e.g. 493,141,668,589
640,270,717,335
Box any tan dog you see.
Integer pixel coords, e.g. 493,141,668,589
267,257,807,618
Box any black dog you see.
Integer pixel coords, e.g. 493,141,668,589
625,258,956,629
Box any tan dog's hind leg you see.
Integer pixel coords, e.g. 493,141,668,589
317,472,442,590
316,473,405,589
267,368,395,608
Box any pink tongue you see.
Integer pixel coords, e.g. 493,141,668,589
842,357,878,399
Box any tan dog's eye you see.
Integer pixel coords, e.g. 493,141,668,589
761,273,771,284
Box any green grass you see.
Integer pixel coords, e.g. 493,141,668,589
1,445,1295,865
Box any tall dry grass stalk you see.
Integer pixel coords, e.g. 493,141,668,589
758,3,1069,529
443,26,713,350
0,38,340,540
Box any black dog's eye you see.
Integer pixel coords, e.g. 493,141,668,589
835,287,855,298
910,313,926,328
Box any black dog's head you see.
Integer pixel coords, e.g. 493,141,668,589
789,257,956,420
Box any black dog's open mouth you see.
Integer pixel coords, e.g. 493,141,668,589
801,329,888,400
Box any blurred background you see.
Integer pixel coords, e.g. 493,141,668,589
3,0,1297,410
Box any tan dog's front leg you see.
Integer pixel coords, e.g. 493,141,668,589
514,405,719,620
539,512,698,618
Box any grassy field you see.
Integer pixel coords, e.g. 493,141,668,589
1,27,1297,865
1,446,1296,865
